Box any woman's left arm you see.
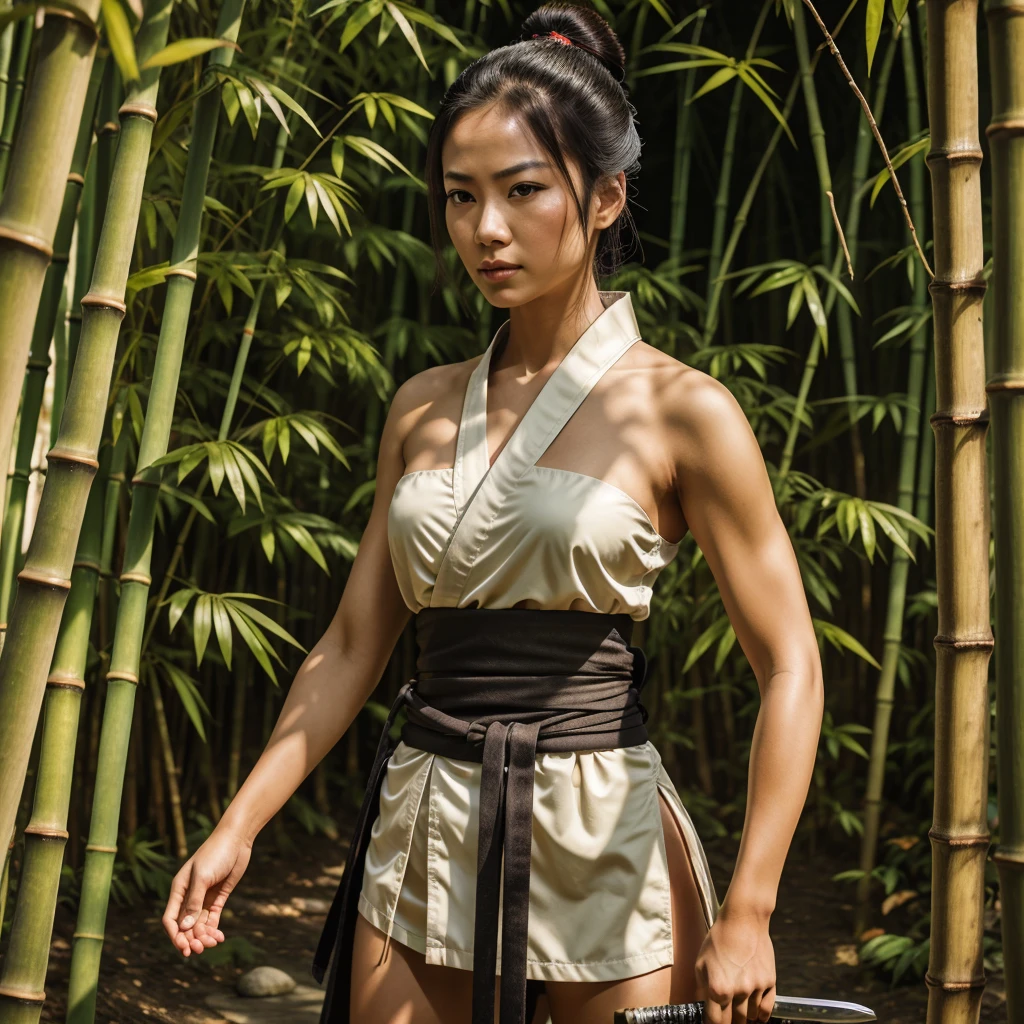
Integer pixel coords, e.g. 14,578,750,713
665,370,825,1024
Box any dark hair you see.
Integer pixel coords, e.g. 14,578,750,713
424,2,642,299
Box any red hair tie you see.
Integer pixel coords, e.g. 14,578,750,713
531,30,573,46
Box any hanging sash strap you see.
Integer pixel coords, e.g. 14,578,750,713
312,606,651,1024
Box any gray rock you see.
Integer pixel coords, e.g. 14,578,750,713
236,966,298,998
290,897,332,914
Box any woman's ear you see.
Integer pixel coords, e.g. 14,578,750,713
594,171,627,230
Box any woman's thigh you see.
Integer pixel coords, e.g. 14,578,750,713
544,789,709,1024
352,913,555,1023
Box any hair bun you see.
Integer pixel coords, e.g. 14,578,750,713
521,3,626,83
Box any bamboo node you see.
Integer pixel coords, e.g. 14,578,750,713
923,971,987,992
166,267,199,281
925,147,985,166
105,669,140,685
15,569,72,591
23,825,69,840
932,631,994,650
927,827,991,848
41,4,101,35
985,2,1024,18
72,558,102,573
130,471,164,488
46,672,86,690
80,292,128,315
0,986,46,1004
26,356,51,371
72,931,107,941
97,121,121,137
67,171,85,186
47,447,101,470
84,844,118,855
119,571,152,586
928,409,990,429
986,375,1024,393
0,224,54,259
927,277,988,297
986,118,1024,139
118,101,158,122
991,844,1024,866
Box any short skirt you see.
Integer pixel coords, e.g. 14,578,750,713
357,738,720,982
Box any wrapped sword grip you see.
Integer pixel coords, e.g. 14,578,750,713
613,1003,704,1023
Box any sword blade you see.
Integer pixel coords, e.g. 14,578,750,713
771,993,877,1021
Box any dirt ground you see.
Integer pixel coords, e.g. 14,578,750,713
35,828,1006,1023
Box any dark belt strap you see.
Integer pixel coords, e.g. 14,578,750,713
312,608,649,1024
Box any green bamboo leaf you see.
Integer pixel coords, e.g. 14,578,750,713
260,519,276,562
140,37,239,69
278,422,292,463
892,0,910,22
220,596,306,651
713,623,736,673
211,597,234,670
867,506,915,560
681,615,730,673
736,65,796,147
159,482,216,523
246,75,290,135
167,588,197,634
304,176,319,228
262,80,321,136
339,0,384,51
164,665,208,742
223,603,278,683
236,81,261,138
284,176,305,223
813,619,882,669
101,0,140,82
222,448,248,512
785,281,804,330
194,594,213,665
311,178,341,235
690,65,738,103
857,501,877,562
865,0,884,73
802,278,828,350
206,442,226,496
279,520,329,572
228,448,265,513
384,1,428,71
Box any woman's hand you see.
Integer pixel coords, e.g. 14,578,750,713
694,906,776,1023
161,823,253,957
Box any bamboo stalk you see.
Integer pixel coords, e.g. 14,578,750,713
704,1,771,313
0,57,104,640
65,3,249,1017
855,16,932,937
0,437,107,1024
0,12,33,189
984,1,1024,1018
0,0,102,541
923,1,992,1019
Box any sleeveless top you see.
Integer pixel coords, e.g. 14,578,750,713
356,289,719,983
387,289,681,621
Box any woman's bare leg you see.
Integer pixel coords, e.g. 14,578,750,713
351,911,552,1022
543,790,709,1024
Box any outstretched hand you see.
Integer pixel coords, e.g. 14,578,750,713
162,824,253,957
694,906,776,1023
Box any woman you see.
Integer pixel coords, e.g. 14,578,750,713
161,5,824,1024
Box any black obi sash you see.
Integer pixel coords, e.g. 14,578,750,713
312,606,651,1024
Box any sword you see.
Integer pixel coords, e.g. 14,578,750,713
613,994,877,1023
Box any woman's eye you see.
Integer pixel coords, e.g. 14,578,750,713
446,184,543,206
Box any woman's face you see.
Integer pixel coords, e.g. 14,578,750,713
441,101,625,306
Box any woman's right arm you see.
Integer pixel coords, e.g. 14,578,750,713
162,372,427,956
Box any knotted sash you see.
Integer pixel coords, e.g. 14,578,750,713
312,606,651,1024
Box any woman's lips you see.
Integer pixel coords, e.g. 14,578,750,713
480,265,521,282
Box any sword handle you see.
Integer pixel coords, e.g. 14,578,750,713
613,1003,703,1023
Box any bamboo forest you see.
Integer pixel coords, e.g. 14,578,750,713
0,0,1019,1020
